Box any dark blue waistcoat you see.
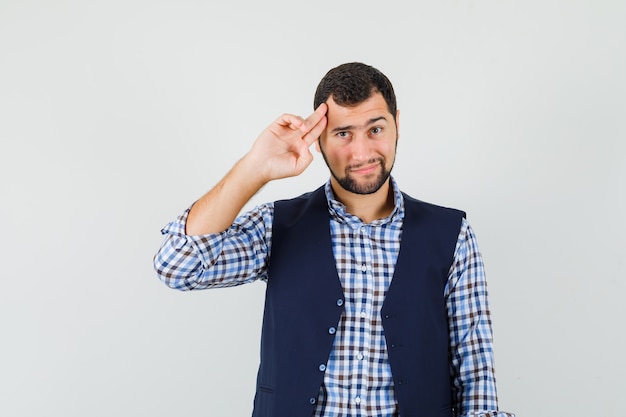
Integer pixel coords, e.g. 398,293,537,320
252,186,465,417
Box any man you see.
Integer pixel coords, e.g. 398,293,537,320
154,62,514,417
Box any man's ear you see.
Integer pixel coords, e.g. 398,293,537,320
396,109,400,139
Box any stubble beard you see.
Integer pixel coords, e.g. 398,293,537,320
337,159,392,195
319,148,394,195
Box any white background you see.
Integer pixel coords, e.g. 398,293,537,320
1,1,624,416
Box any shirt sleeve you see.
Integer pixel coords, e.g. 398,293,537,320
153,202,274,291
445,218,515,417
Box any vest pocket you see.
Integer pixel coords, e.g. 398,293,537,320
258,384,274,394
253,385,274,416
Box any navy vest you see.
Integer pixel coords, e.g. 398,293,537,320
252,186,465,417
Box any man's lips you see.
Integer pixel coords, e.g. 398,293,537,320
348,161,382,175
351,164,378,174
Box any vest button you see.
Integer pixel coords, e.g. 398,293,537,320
319,364,326,372
309,397,317,405
328,327,336,335
336,299,344,307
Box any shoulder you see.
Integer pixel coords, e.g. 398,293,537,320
273,186,327,227
274,186,325,210
402,192,466,220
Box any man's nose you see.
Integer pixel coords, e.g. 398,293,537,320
349,133,370,161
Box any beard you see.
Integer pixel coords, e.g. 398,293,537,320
336,158,392,195
319,148,394,195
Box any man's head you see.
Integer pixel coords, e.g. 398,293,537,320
314,63,399,196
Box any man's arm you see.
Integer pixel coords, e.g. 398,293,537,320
186,104,327,235
153,104,328,289
446,219,515,417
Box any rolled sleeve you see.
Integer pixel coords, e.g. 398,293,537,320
153,203,274,290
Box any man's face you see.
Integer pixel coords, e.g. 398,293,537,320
318,92,399,195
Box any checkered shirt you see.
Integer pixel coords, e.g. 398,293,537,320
154,178,515,417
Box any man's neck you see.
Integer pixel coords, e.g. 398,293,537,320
330,178,395,224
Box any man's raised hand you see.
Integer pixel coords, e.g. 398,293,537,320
245,103,328,182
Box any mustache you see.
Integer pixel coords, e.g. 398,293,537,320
346,157,384,172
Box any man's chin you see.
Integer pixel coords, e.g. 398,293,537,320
339,174,389,195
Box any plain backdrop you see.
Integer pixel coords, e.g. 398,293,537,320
1,1,624,416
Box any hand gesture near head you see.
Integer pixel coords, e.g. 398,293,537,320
186,103,328,235
246,103,328,182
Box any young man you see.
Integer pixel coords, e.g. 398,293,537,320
154,62,514,417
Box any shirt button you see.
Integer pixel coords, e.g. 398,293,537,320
361,264,367,272
336,299,344,307
319,364,326,372
360,310,366,318
328,327,336,335
357,352,364,360
355,396,361,404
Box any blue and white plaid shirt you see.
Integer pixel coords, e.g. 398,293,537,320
154,178,514,417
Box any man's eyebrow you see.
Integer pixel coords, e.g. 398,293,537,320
330,116,388,133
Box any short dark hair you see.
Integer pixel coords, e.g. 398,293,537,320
313,62,397,119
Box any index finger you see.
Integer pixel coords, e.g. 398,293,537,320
299,103,328,134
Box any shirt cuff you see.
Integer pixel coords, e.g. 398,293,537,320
159,207,225,270
160,208,190,237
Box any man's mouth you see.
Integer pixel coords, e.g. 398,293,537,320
348,159,383,175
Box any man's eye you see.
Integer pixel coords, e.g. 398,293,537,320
371,127,382,134
337,132,350,139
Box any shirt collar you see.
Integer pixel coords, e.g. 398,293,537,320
324,176,405,226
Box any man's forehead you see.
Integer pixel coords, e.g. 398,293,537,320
325,93,391,128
